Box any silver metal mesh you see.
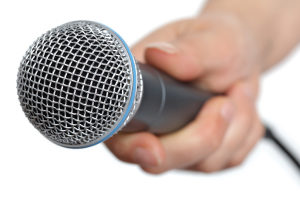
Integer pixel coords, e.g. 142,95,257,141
17,21,140,148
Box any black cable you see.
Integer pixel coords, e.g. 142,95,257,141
264,126,300,172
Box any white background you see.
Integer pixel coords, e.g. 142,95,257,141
0,0,299,200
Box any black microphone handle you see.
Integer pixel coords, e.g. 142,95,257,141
123,63,213,134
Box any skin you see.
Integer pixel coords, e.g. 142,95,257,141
105,0,300,174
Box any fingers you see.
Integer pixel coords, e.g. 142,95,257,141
105,132,165,168
187,117,264,172
106,96,234,174
142,96,234,174
185,78,263,173
187,80,255,172
106,80,261,174
226,118,264,168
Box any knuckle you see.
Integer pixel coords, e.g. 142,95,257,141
141,167,166,175
105,139,130,162
228,157,245,167
173,68,197,82
200,78,229,92
195,164,223,173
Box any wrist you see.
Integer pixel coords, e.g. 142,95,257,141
200,0,300,71
194,12,265,73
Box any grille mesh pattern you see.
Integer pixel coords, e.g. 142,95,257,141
17,21,134,147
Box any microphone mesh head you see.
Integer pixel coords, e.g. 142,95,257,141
17,21,142,148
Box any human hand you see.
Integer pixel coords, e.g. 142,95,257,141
105,14,265,174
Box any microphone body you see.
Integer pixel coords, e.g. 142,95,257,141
124,63,212,134
17,21,212,148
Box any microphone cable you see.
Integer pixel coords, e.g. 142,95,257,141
264,126,300,172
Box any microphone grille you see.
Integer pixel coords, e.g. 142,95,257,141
17,21,141,148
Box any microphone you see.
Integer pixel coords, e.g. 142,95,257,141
17,20,300,174
17,20,212,148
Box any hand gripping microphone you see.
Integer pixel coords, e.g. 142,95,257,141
17,21,212,148
17,20,300,173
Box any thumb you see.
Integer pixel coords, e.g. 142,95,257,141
144,39,204,82
144,27,244,92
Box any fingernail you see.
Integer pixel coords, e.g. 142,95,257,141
133,147,161,168
221,101,234,122
146,42,178,54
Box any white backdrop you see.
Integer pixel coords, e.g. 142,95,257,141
0,0,299,200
